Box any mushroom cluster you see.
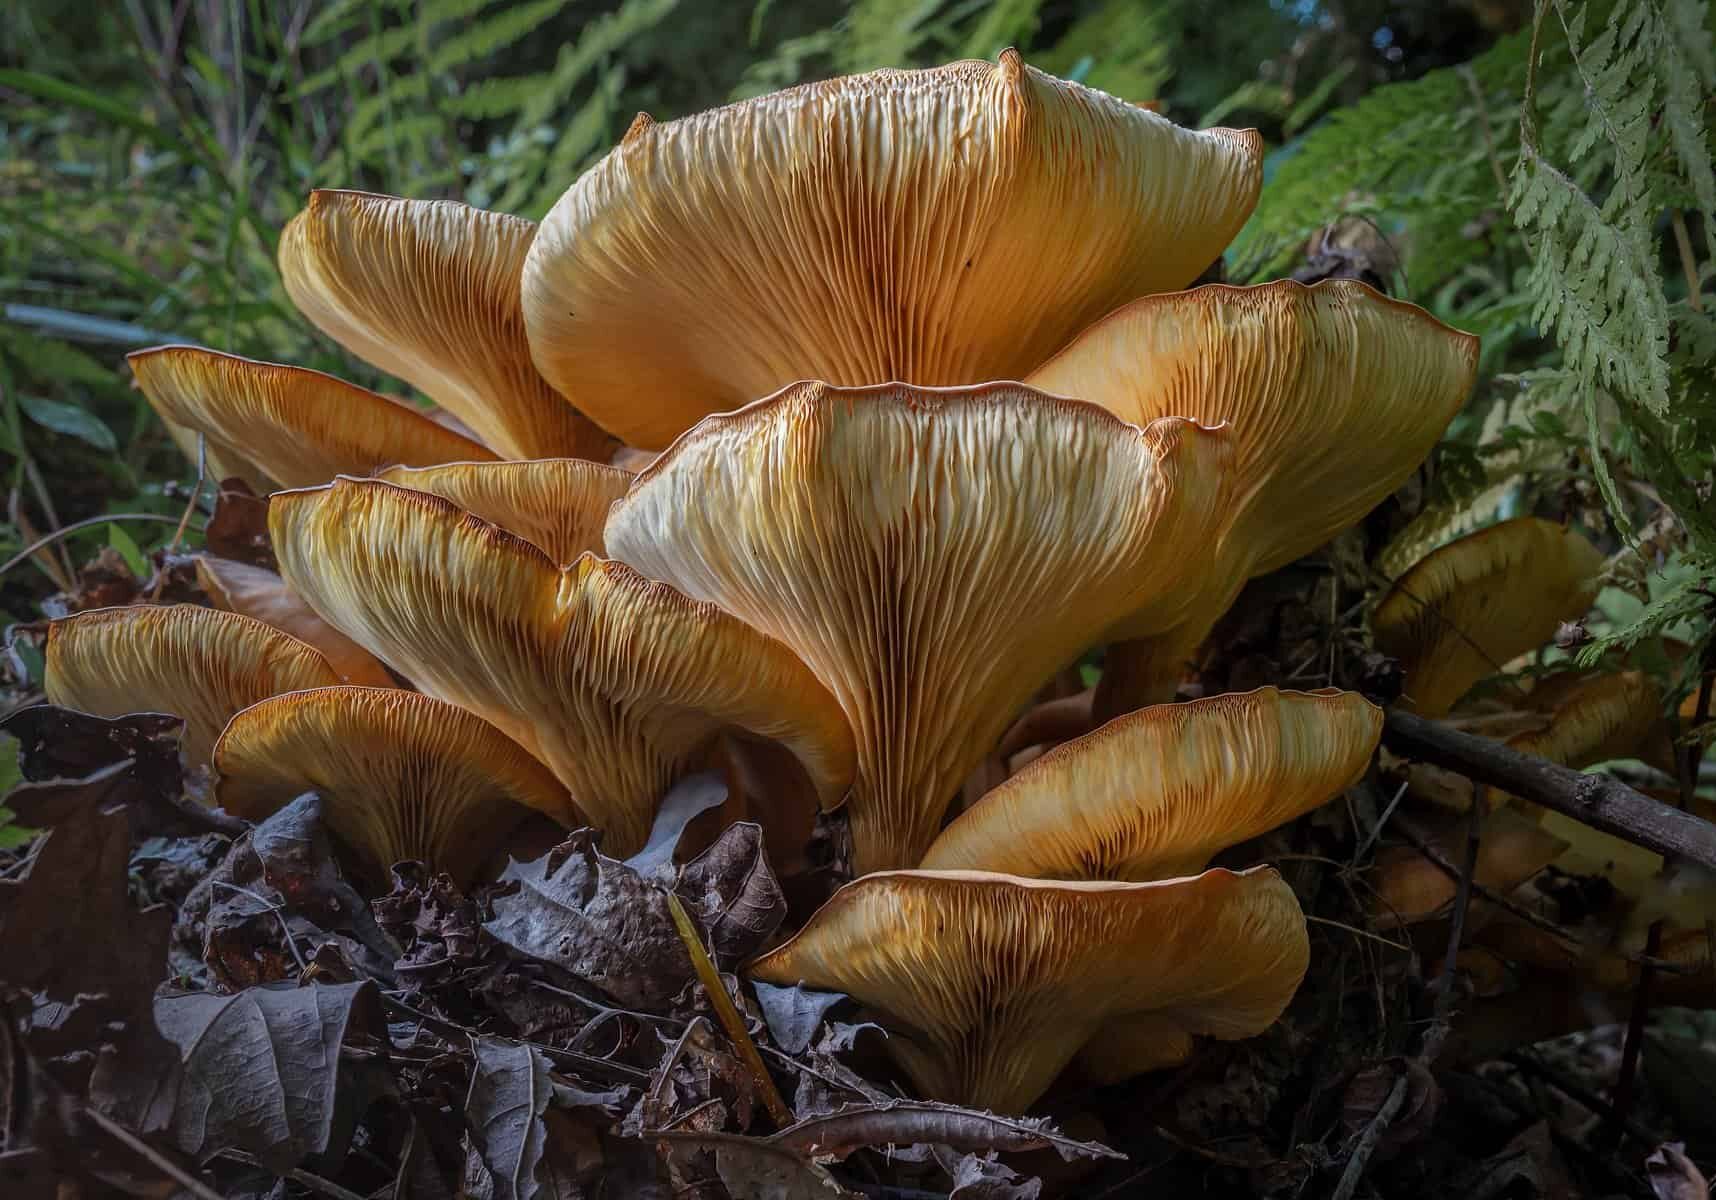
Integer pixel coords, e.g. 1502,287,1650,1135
43,55,1482,1112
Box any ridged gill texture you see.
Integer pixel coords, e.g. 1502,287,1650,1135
215,686,574,882
1028,280,1479,709
279,190,613,460
196,555,395,688
604,382,1232,873
523,53,1263,448
747,867,1308,1112
921,687,1381,880
130,346,494,489
44,604,341,767
1374,517,1606,717
270,478,856,856
376,458,632,564
1505,669,1668,773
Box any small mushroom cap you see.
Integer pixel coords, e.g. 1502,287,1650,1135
215,686,573,882
375,458,632,564
1505,669,1668,772
1027,280,1478,601
523,54,1263,449
195,555,394,688
747,866,1307,1112
279,189,612,460
1371,807,1568,925
129,345,495,489
1373,518,1606,717
605,381,1232,873
269,477,855,857
44,604,342,766
921,687,1381,881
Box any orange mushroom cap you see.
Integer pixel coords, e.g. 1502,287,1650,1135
606,381,1232,873
523,53,1262,448
195,555,394,688
922,687,1381,880
279,189,612,460
44,604,341,768
130,345,495,490
215,686,574,882
747,866,1308,1112
269,477,855,856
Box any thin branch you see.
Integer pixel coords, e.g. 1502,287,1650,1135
82,1105,226,1200
1382,709,1716,871
0,514,194,581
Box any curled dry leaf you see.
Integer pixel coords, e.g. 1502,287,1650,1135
752,982,846,1056
203,476,276,570
1646,1142,1709,1200
655,1131,860,1199
767,1100,1123,1164
485,830,691,1011
465,1037,554,1200
675,821,786,968
154,979,387,1172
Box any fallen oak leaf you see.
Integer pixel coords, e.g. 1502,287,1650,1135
485,830,691,1011
625,772,728,882
946,1150,1044,1199
655,1131,860,1199
154,979,387,1173
752,982,846,1056
465,1037,553,1200
766,1101,1124,1164
203,477,276,570
676,821,786,967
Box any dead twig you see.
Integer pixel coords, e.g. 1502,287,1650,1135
1329,1074,1408,1200
1603,918,1663,1149
82,1105,226,1200
665,889,793,1128
1382,709,1716,871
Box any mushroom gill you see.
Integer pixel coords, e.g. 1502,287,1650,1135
375,457,631,564
279,189,612,460
922,687,1381,880
269,476,855,856
129,345,495,489
747,866,1307,1112
216,686,574,883
605,381,1232,873
44,603,342,767
523,52,1263,448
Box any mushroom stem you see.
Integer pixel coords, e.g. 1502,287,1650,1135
1093,633,1191,722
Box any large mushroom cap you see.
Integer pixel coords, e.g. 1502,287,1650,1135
747,866,1307,1112
1027,280,1478,592
215,686,574,883
1373,518,1606,717
921,687,1381,881
44,604,342,766
195,555,395,688
375,458,632,564
129,345,495,490
605,381,1231,873
1504,669,1668,772
279,189,612,460
269,477,855,856
523,53,1263,449
1372,806,1568,925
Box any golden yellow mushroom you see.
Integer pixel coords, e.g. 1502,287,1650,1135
130,345,495,490
279,189,612,460
44,604,341,768
216,686,575,883
270,477,855,856
606,381,1231,873
523,53,1262,448
748,866,1307,1112
922,687,1381,880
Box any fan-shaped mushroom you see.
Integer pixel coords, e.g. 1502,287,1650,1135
269,477,855,856
195,556,394,688
216,687,574,882
747,866,1307,1112
1373,518,1605,717
44,604,342,767
279,189,612,460
523,53,1262,448
130,346,494,490
1024,280,1478,712
605,381,1231,872
922,687,1381,880
375,458,631,564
